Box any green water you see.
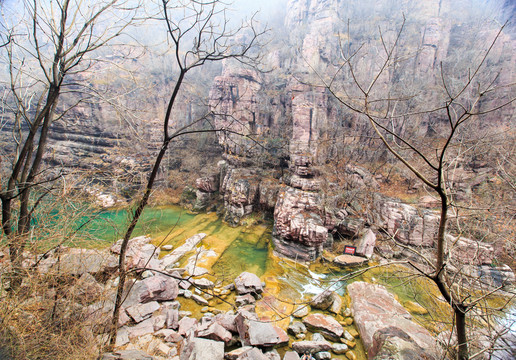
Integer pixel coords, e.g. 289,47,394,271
83,206,197,243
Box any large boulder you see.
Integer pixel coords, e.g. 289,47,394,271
347,282,438,359
234,272,263,295
302,313,343,342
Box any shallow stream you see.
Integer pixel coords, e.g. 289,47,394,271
87,205,514,359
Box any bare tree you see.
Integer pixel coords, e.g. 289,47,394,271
0,0,139,288
108,0,265,347
318,17,515,360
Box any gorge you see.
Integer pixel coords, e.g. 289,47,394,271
0,0,515,359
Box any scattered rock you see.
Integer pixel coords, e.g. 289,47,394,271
310,290,334,310
291,340,332,354
234,272,264,295
313,352,331,360
329,293,342,315
332,343,349,354
333,255,368,267
126,318,155,339
180,333,224,360
178,317,199,337
126,301,160,323
124,274,179,306
302,313,344,342
355,229,376,258
191,294,209,306
236,311,287,347
292,305,310,318
283,352,301,360
236,294,256,307
288,321,307,337
197,322,233,344
155,329,183,343
225,346,254,360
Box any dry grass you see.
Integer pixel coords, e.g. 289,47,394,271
0,259,105,360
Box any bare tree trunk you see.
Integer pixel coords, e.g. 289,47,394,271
108,141,170,347
455,304,468,360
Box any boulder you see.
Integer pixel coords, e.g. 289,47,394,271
313,352,331,360
355,229,376,258
333,255,368,267
302,313,343,342
236,294,256,307
332,343,349,354
292,305,310,318
126,318,155,339
347,282,438,359
125,301,160,323
234,272,263,295
191,294,209,306
214,313,238,333
291,340,332,353
178,317,199,337
124,274,179,306
110,236,160,271
197,322,233,344
155,329,183,343
226,347,254,360
235,347,269,360
310,290,334,310
283,352,301,360
376,200,439,247
235,311,288,347
180,334,224,360
329,293,342,314
287,321,307,337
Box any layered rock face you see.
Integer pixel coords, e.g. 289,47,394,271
272,154,328,261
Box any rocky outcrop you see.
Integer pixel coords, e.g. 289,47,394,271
220,167,261,224
376,200,440,247
347,282,438,359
